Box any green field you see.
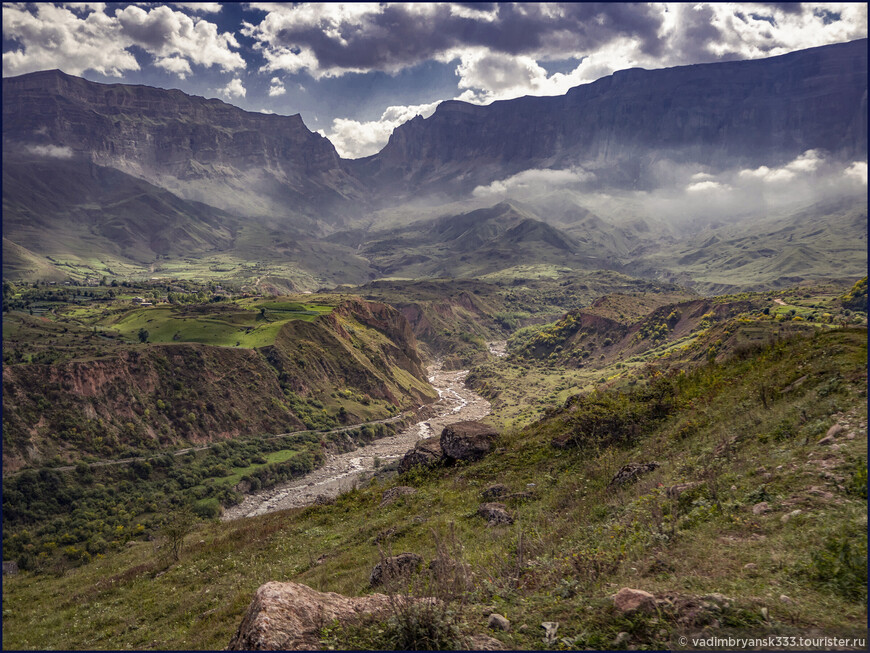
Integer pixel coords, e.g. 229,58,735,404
101,303,333,348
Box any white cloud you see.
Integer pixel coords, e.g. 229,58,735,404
220,77,246,99
320,100,441,158
844,161,868,185
739,150,825,184
26,144,74,159
268,76,286,97
686,180,731,193
2,3,243,78
473,167,596,198
171,3,223,13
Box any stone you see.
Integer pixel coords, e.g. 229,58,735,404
478,502,513,525
780,509,802,523
613,588,656,614
369,553,423,587
440,421,498,462
398,437,443,473
313,494,334,506
380,486,417,507
826,424,845,438
817,435,835,446
541,622,559,645
228,581,401,650
743,563,758,571
666,481,702,498
780,594,794,604
614,632,631,646
468,634,507,650
488,613,511,632
609,462,660,487
751,502,771,515
481,484,509,500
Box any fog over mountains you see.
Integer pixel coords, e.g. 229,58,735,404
3,38,867,291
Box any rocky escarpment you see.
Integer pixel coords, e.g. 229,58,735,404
2,70,366,222
1,300,435,472
351,39,867,197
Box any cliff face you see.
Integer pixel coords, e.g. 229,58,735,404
352,39,868,196
1,300,435,472
1,70,366,222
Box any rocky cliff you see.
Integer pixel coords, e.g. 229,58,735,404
1,69,366,224
352,38,868,197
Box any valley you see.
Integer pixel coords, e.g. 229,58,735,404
1,30,867,653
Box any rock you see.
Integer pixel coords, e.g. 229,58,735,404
826,424,845,438
541,622,559,645
398,437,443,473
609,462,660,487
313,494,334,506
380,486,417,507
488,613,511,632
780,509,802,523
743,563,758,571
440,421,498,462
806,487,835,501
227,581,398,650
780,594,793,604
613,588,656,613
2,561,19,576
478,502,513,525
372,527,397,544
703,593,732,608
817,435,835,446
468,634,507,650
760,606,769,620
614,631,631,646
845,432,856,440
751,502,771,515
369,553,423,587
481,484,509,500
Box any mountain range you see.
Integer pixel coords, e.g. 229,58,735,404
2,38,867,290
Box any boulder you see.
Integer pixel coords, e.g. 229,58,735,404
440,421,498,462
481,484,509,500
228,581,395,650
609,462,660,487
478,502,513,525
370,552,423,587
751,501,771,515
468,634,507,650
826,424,845,438
613,588,656,614
488,613,511,632
398,437,443,473
380,486,417,507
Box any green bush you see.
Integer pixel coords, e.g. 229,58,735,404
806,525,868,603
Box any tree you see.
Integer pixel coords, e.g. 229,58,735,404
138,328,149,343
159,504,197,562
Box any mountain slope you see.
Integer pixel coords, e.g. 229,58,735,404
351,39,868,198
2,69,366,224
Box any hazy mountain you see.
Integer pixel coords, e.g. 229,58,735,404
2,69,366,225
351,38,867,199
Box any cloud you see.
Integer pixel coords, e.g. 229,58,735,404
220,77,246,99
686,180,731,193
844,161,868,185
472,166,596,198
268,76,286,97
320,100,441,158
26,144,75,158
738,149,825,184
2,3,244,78
171,3,222,13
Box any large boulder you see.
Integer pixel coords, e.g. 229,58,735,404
613,588,656,614
370,552,424,587
478,502,513,525
440,421,498,462
398,437,443,473
228,581,395,650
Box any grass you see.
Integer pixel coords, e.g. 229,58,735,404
3,326,865,650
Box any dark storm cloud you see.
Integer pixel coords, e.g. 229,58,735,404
250,3,665,73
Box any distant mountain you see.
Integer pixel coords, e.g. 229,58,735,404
2,69,366,225
351,39,867,198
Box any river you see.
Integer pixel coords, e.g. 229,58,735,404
221,360,493,520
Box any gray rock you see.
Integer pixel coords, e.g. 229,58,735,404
541,622,559,645
481,484,509,500
780,509,802,523
614,631,631,646
751,501,771,515
478,502,513,525
817,435,835,446
398,437,442,473
440,421,498,462
488,613,511,632
609,462,660,487
826,424,845,438
613,587,656,613
370,553,423,587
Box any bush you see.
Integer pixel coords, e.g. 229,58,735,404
806,525,868,603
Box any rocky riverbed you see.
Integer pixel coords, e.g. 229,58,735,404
222,363,491,520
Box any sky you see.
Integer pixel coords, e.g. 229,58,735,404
2,2,867,158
